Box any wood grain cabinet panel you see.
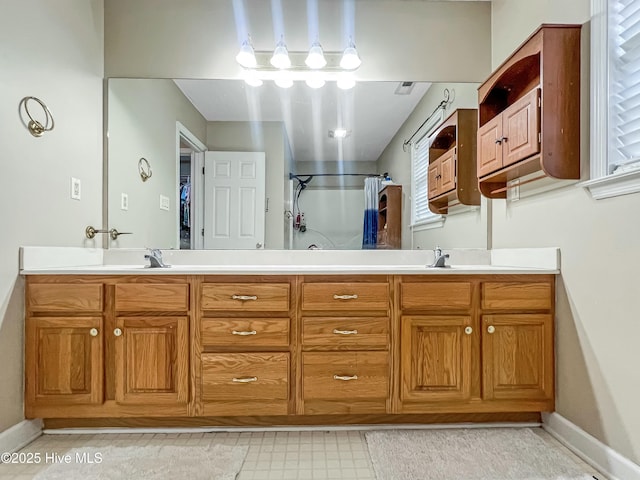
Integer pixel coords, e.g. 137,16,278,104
302,352,389,414
28,284,103,312
482,314,553,401
477,116,503,177
201,283,290,311
302,317,389,350
202,318,289,347
115,284,189,312
202,353,289,415
482,282,552,310
26,317,103,406
400,316,472,405
301,283,389,311
115,316,189,405
502,88,541,168
401,282,472,310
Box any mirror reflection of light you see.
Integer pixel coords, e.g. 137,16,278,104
274,76,294,88
311,87,324,164
306,76,326,89
243,71,263,87
336,75,356,90
244,84,264,150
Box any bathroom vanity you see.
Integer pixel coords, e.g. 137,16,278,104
21,248,557,427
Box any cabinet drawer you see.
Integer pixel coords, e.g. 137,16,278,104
201,284,289,311
302,317,388,350
202,353,289,403
401,282,472,310
28,284,103,312
115,284,189,311
302,352,388,401
301,283,389,311
202,318,289,347
482,282,552,310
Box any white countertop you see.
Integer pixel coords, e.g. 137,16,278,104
19,247,560,275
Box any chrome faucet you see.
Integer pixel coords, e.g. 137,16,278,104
430,245,450,268
144,248,170,268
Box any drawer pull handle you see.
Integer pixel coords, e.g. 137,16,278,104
232,376,258,383
232,295,258,301
333,294,358,300
333,329,358,335
232,330,257,336
333,374,358,381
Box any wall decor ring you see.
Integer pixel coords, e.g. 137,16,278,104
19,96,55,137
138,157,152,181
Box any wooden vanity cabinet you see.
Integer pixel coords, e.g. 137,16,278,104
477,24,581,198
428,109,480,214
300,276,391,414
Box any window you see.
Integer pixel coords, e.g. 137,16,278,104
584,0,640,199
411,132,443,229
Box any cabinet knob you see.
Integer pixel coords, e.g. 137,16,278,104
464,326,473,335
487,325,495,334
495,138,502,145
89,328,99,337
114,328,122,337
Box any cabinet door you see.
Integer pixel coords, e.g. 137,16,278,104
115,316,189,405
477,116,503,177
502,88,541,168
482,314,553,401
400,316,472,405
26,317,103,406
439,148,456,194
427,161,440,198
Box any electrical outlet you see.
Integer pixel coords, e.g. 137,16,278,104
70,177,81,200
159,194,170,211
121,193,129,210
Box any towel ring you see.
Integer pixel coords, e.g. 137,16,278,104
20,96,55,137
138,157,152,182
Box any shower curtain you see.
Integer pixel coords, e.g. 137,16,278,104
362,176,382,249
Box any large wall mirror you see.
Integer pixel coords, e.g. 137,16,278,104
106,78,485,250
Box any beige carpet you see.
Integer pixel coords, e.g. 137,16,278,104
33,444,248,480
365,428,595,480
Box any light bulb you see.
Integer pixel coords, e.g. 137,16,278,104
340,39,362,70
337,76,356,90
305,76,325,89
235,39,257,68
270,38,291,69
243,73,263,87
275,76,293,88
305,41,327,69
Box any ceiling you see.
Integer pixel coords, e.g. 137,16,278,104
174,79,431,163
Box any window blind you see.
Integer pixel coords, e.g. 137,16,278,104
610,0,640,172
411,135,435,224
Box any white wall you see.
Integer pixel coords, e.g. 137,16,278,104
108,79,207,249
0,0,104,433
491,0,640,465
104,0,491,82
206,121,286,249
377,83,487,250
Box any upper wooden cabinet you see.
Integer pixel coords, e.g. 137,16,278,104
377,185,402,249
477,24,581,198
428,109,480,214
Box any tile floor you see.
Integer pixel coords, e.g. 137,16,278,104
0,428,604,480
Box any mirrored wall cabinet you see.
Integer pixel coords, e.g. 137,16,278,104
427,108,480,214
477,24,581,199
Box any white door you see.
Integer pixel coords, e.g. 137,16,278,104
204,151,266,249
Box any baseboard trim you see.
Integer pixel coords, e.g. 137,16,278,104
542,412,640,480
0,419,43,456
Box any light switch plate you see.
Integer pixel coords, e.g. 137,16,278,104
159,194,170,211
70,177,81,200
121,193,129,210
507,179,520,202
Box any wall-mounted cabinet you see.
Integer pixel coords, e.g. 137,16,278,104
428,109,480,214
477,24,581,198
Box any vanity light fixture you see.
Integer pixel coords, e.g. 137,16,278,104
270,36,291,69
336,75,356,90
340,38,362,70
274,76,294,89
305,75,326,89
305,40,327,69
243,71,263,87
235,37,257,69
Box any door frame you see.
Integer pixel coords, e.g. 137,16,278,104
175,122,207,249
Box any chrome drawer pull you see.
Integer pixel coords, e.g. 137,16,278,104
333,294,358,300
333,374,358,381
232,376,258,383
232,295,258,301
333,329,358,335
232,330,257,336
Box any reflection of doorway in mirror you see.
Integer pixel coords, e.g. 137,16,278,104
179,147,193,249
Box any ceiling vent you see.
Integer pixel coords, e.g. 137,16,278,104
394,81,415,95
